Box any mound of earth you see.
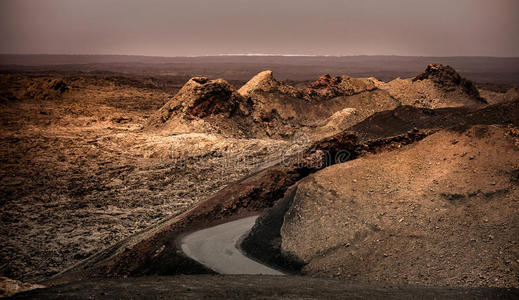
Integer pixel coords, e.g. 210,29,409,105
480,87,519,105
260,125,518,288
146,76,257,137
505,87,519,101
23,78,68,100
239,71,379,101
238,71,398,138
147,65,496,139
305,74,377,100
0,75,69,102
148,71,398,139
237,70,302,99
413,64,482,99
377,64,487,108
242,100,519,273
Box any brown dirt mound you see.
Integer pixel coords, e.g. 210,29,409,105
413,64,484,101
147,65,497,139
242,100,519,282
238,70,302,98
24,78,68,100
146,77,256,137
505,87,519,102
273,125,519,288
154,77,242,120
349,100,519,141
0,75,69,102
378,64,488,108
238,70,398,138
305,74,377,100
478,86,519,105
239,71,378,101
147,71,398,139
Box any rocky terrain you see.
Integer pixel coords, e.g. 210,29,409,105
147,64,494,140
279,125,519,287
1,60,518,297
375,63,487,108
0,73,292,283
146,69,393,139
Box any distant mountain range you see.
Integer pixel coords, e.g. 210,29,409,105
1,54,518,84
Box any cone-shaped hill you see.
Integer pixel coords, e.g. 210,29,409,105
377,63,487,108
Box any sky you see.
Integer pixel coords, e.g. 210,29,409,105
1,0,518,57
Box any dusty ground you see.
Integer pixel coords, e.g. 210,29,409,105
1,61,518,297
0,74,291,282
273,126,519,287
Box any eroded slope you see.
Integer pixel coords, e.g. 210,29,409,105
279,125,519,287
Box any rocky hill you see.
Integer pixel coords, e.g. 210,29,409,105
246,122,519,288
147,70,397,138
377,64,487,108
146,76,256,137
238,70,302,98
305,74,378,100
147,64,501,140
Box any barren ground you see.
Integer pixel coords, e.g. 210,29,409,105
280,126,519,287
0,74,291,282
1,58,518,298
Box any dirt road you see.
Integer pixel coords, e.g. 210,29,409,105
180,216,284,275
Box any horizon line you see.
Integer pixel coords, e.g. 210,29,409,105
1,53,518,59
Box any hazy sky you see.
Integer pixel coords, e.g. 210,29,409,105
1,0,518,57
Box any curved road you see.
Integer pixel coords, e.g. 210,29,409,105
180,215,284,275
